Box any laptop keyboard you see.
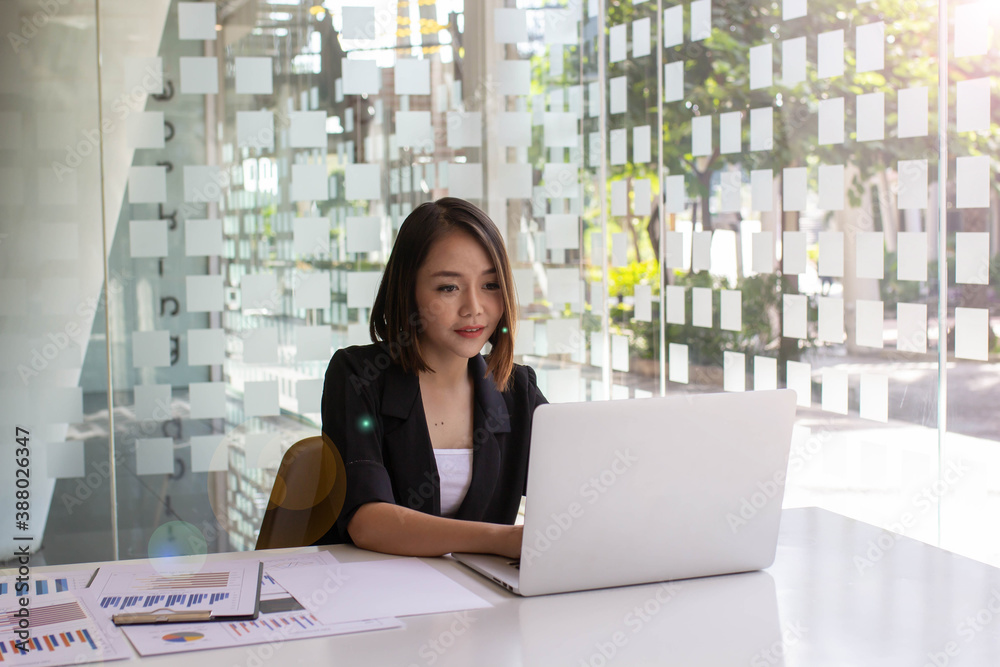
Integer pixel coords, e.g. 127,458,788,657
508,560,520,570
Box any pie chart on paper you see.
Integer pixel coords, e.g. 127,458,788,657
161,631,205,643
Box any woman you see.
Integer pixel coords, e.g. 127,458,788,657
315,197,547,559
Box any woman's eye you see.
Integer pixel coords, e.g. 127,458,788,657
437,285,458,293
484,282,500,291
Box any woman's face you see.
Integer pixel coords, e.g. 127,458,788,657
414,229,504,367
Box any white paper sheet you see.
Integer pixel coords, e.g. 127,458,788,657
818,231,844,277
856,92,885,142
692,287,713,328
749,44,772,90
783,167,807,212
957,78,991,133
856,22,885,73
395,58,431,96
897,87,929,138
179,57,218,94
633,17,651,57
494,7,528,43
666,285,686,324
666,174,686,213
724,351,746,392
293,217,331,257
821,368,849,415
751,169,773,211
720,112,742,154
897,159,928,210
691,0,711,41
634,283,653,322
955,2,989,58
783,294,808,339
897,302,928,353
294,272,330,310
186,275,223,313
665,231,685,269
955,307,989,361
128,166,167,204
136,438,173,475
132,331,170,368
271,559,491,626
664,6,683,47
955,232,990,285
720,170,741,213
817,297,845,344
668,343,689,384
752,231,774,274
611,334,629,372
345,164,381,200
786,361,812,408
664,61,684,103
189,382,226,418
855,299,884,349
855,231,885,279
817,29,845,79
956,155,990,209
609,75,627,114
611,232,628,267
896,231,928,281
129,220,168,258
342,59,380,95
244,381,279,417
546,214,579,250
783,0,806,20
346,216,381,253
782,37,806,85
750,107,772,151
633,125,652,164
692,115,713,156
818,97,845,145
235,57,272,95
178,2,216,40
721,289,742,331
859,373,888,423
609,23,626,63
753,356,778,391
818,164,845,211
185,219,223,257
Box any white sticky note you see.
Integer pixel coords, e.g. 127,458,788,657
295,272,331,310
235,57,272,94
783,294,808,339
178,2,216,40
188,328,225,366
720,171,741,213
346,215,382,253
786,361,812,407
859,374,888,423
186,275,223,312
124,56,164,94
495,7,528,43
136,438,174,476
544,9,577,45
127,111,165,149
817,297,845,344
397,110,433,149
589,331,604,367
135,384,171,421
897,231,928,281
664,5,683,47
293,217,331,256
634,284,653,322
664,61,684,103
291,164,328,202
782,231,807,275
856,22,885,73
817,30,845,79
955,2,990,58
783,0,806,20
133,330,170,368
818,97,845,145
184,218,223,258
179,56,218,94
237,110,274,150
855,299,884,349
724,351,746,392
634,179,652,216
693,231,713,272
633,17,651,57
750,44,772,90
665,231,685,269
189,382,226,419
751,169,773,211
783,167,807,212
818,164,845,211
611,335,629,372
611,179,627,216
451,162,484,199
752,231,774,274
821,368,848,415
955,232,991,285
128,166,167,203
782,37,806,85
544,163,579,197
957,78,991,133
721,289,742,331
856,232,884,279
498,163,532,199
342,6,376,40
244,381,279,417
242,273,278,311
190,435,226,473
544,111,577,148
497,60,530,96
609,23,627,63
955,307,989,361
669,343,689,384
754,356,778,391
46,442,84,479
818,231,844,277
666,285,686,324
547,318,582,355
720,112,742,154
750,107,772,151
546,268,582,305
514,320,535,356
129,219,168,258
342,59,380,95
897,302,928,353
956,156,991,209
184,165,222,203
633,125,652,164
898,87,929,138
609,76,627,114
666,174,686,213
546,214,579,250
897,159,928,210
856,92,885,142
395,59,431,95
693,287,713,328
609,128,627,166
289,111,326,148
692,115,713,156
691,0,711,41
296,326,331,361
498,111,532,147
345,163,381,200
611,233,628,267
514,268,534,307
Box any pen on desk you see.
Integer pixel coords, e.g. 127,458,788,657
112,610,214,625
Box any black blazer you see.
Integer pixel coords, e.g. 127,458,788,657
313,343,548,546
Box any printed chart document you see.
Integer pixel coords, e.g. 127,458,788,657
0,590,131,666
122,551,402,657
87,559,262,625
271,558,493,625
0,570,95,599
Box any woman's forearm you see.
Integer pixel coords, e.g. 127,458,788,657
347,502,504,557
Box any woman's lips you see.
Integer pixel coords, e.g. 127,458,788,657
454,327,485,339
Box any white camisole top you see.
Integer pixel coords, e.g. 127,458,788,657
433,448,474,518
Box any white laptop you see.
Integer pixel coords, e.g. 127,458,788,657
452,389,797,597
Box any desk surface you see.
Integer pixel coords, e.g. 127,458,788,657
10,507,1000,666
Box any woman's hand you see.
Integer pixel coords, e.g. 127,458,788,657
494,524,524,559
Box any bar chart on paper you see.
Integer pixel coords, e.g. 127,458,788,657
0,572,94,600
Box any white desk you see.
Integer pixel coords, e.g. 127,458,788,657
11,507,1000,665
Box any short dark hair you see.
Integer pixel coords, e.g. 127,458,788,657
369,197,517,390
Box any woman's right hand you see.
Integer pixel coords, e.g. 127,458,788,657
494,524,524,559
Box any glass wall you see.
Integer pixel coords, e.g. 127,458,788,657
1,0,998,567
